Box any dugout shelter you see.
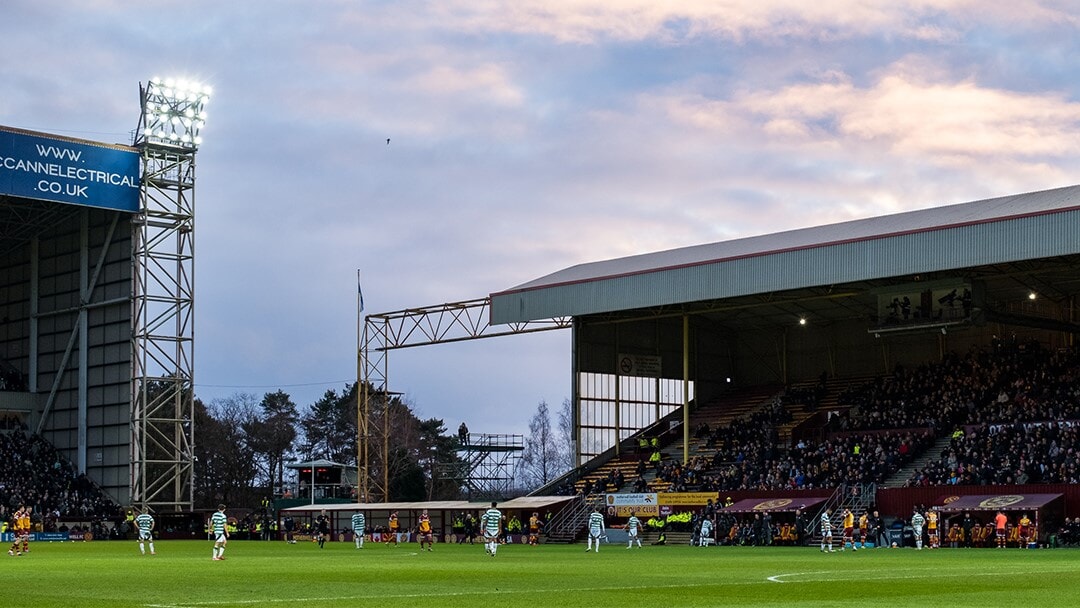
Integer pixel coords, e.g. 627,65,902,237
934,492,1064,544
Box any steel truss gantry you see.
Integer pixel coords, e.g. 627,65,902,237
359,297,570,502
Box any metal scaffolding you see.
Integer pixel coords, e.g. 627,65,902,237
452,433,524,500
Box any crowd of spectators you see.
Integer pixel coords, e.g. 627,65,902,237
0,430,120,528
565,339,1080,497
907,421,1080,486
1057,518,1080,546
902,343,1080,487
578,466,626,496
648,340,1080,493
836,339,1079,433
687,429,932,492
659,396,926,491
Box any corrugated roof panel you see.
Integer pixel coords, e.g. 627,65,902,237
490,187,1080,324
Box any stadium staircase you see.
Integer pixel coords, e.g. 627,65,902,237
881,433,953,488
662,531,693,546
644,386,783,492
775,375,874,446
806,482,876,546
684,385,784,458
543,494,603,544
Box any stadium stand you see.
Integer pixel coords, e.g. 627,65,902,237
559,338,1080,527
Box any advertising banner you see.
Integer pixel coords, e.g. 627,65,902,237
658,492,719,506
606,504,659,518
605,493,657,507
0,128,139,212
0,531,92,542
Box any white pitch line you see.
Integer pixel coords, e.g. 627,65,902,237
142,580,778,608
766,564,1079,585
767,571,830,583
144,563,1080,607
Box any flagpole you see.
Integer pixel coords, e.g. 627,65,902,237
356,269,366,503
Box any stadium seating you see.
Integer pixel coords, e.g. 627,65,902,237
0,429,120,530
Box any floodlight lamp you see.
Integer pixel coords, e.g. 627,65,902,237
142,76,211,150
799,317,807,326
1028,292,1037,300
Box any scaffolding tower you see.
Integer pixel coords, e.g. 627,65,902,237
443,433,523,500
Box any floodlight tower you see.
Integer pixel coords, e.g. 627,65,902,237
130,78,210,511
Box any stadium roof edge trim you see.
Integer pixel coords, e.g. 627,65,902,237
0,124,138,152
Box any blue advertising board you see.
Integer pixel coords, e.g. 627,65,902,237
0,127,140,212
1,531,94,542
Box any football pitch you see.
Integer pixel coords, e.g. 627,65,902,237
8,539,1078,608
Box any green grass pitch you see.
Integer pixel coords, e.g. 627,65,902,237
7,538,1078,607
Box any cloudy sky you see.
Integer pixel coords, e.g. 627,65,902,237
3,1,1080,437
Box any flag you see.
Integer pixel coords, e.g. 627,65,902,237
357,270,365,313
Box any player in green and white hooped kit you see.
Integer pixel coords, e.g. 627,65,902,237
910,508,926,550
820,509,834,553
351,511,366,549
626,512,642,549
135,507,156,555
698,517,714,547
480,501,503,557
210,504,229,560
585,508,605,552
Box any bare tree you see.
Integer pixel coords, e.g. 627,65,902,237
557,397,575,471
195,393,261,507
519,400,571,490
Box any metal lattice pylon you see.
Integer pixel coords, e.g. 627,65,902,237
130,80,200,511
